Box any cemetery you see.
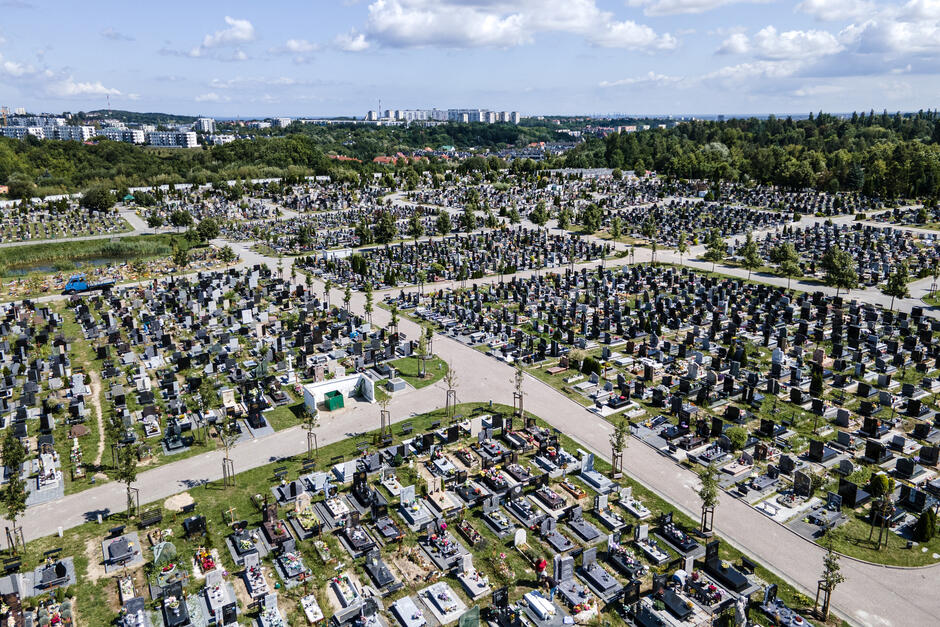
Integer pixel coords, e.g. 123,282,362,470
0,399,831,626
395,261,940,566
0,200,131,243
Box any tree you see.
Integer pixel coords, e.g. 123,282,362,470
1,430,27,553
739,231,762,280
609,216,623,240
881,262,910,311
436,211,452,236
217,415,241,488
772,242,802,289
115,444,138,517
172,245,189,269
364,283,374,323
5,173,35,200
196,217,220,241
508,207,521,224
931,259,940,298
913,508,937,542
821,246,858,297
343,285,352,311
697,462,719,533
355,219,374,245
817,539,845,621
609,417,629,477
557,207,571,231
300,403,319,460
530,201,549,227
416,270,427,295
703,228,726,273
726,426,747,451
389,304,400,335
408,213,424,240
81,186,116,212
323,278,333,307
373,210,398,244
146,212,164,232
676,231,688,266
868,473,896,549
169,209,193,232
460,205,476,231
580,203,602,234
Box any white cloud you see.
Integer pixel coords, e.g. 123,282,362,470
717,32,749,54
599,71,684,87
751,26,843,60
195,92,229,102
702,60,803,83
356,0,675,51
0,53,34,77
627,0,768,16
335,29,371,52
793,84,844,97
202,16,255,48
285,39,318,53
100,27,134,41
48,77,121,97
796,0,876,21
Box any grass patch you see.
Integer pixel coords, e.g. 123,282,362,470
388,355,448,389
823,510,940,567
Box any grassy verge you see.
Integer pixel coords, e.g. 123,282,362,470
388,355,448,389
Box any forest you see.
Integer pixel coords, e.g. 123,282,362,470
564,110,940,199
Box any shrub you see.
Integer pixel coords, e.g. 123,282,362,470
726,426,748,451
914,509,936,542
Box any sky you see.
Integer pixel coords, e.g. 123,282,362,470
0,0,938,117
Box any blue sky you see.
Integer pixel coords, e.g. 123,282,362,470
1,0,938,117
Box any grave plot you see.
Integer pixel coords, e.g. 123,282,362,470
300,227,609,291
0,201,130,243
608,198,792,246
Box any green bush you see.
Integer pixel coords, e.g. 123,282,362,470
726,426,748,451
914,509,936,542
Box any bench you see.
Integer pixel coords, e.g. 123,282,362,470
302,460,317,473
740,556,757,574
139,509,163,528
430,420,441,429
380,435,393,447
109,525,126,538
400,423,413,435
3,560,20,574
180,502,197,515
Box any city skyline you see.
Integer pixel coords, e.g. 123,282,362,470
1,0,938,116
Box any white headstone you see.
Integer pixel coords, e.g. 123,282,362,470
636,524,649,541
206,568,223,587
401,485,416,505
244,551,260,569
514,528,527,548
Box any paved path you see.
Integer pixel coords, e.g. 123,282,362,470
6,212,940,625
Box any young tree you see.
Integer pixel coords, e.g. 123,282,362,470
460,205,476,231
389,304,400,335
300,403,319,460
364,283,374,323
676,231,688,266
772,242,802,290
698,463,719,533
436,211,452,236
609,417,629,477
739,231,762,280
703,228,726,273
507,208,521,224
1,430,27,553
817,539,845,621
580,204,602,234
169,209,193,232
881,262,910,311
172,245,189,269
343,285,352,312
821,246,858,297
323,278,333,307
868,473,896,549
217,415,241,488
115,444,138,517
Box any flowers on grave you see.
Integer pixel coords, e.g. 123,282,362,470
195,547,215,572
238,537,255,551
297,507,320,530
273,520,289,537
161,563,176,573
165,596,180,610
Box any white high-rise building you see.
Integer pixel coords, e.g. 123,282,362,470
100,128,146,144
194,117,216,133
273,117,293,128
0,126,43,139
48,125,95,141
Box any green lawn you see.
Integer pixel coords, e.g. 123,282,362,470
388,355,448,389
823,510,940,567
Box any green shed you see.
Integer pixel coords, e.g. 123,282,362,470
324,390,344,411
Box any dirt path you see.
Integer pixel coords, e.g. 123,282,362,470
89,369,107,476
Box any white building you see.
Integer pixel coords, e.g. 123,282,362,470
247,121,271,129
0,126,43,139
48,125,95,141
99,128,146,144
146,131,198,148
273,117,292,128
9,116,65,127
194,117,216,133
208,134,236,145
